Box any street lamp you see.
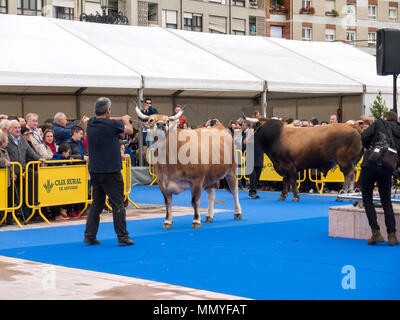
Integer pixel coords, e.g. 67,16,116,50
80,0,128,24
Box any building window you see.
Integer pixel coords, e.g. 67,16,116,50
270,25,283,38
325,28,335,41
55,6,74,20
209,15,226,34
147,2,158,24
209,0,226,3
249,16,256,35
17,0,43,15
232,0,245,7
326,0,335,12
389,6,397,21
302,27,312,41
346,2,356,17
368,4,377,20
346,30,356,45
232,18,246,35
0,0,7,13
302,0,312,8
184,13,203,32
162,10,177,29
368,31,376,46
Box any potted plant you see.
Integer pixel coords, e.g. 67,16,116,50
299,6,315,14
325,9,339,17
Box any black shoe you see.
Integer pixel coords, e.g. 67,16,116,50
83,237,100,245
248,193,260,199
119,238,134,246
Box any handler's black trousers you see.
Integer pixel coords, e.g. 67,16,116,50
84,172,130,241
360,166,396,233
249,166,263,194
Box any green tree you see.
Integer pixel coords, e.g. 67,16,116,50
369,91,388,120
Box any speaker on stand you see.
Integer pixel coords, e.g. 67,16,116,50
376,28,400,114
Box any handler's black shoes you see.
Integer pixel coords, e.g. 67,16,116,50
367,230,384,245
84,237,100,245
119,238,134,246
388,232,398,246
248,192,260,199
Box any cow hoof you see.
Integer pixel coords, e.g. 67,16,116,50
278,196,286,201
163,222,173,230
204,216,214,223
234,213,243,220
292,197,300,202
192,222,202,229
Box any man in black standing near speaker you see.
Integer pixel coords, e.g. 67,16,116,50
84,97,134,246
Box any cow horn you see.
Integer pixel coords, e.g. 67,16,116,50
135,103,149,120
241,113,259,123
169,104,187,121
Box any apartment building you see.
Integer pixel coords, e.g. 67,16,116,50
0,0,266,36
267,0,400,54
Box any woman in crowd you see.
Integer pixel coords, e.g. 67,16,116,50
43,129,56,154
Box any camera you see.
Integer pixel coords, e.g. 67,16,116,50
210,119,217,127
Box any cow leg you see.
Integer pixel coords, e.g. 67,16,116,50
204,188,215,223
226,172,243,220
191,183,202,229
160,184,173,229
339,163,356,193
279,176,289,201
291,174,300,202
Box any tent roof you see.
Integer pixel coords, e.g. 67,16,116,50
51,18,264,95
268,38,399,94
0,15,142,94
170,29,364,94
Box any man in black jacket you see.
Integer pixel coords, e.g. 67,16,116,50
360,111,400,246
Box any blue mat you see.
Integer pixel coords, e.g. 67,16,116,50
0,185,399,300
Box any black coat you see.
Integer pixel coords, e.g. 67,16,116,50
361,119,400,170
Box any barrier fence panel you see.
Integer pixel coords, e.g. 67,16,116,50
25,160,92,224
0,162,23,228
148,147,158,186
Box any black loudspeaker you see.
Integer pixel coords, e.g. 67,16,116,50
376,28,400,75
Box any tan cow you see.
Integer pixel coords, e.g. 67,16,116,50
136,106,242,229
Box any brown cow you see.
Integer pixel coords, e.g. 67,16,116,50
244,116,362,201
136,106,242,229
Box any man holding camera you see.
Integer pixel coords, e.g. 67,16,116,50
84,97,134,246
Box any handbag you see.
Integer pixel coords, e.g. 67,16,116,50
367,120,398,171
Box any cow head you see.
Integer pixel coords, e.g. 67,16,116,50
241,113,269,131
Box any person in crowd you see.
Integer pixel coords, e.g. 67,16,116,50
172,105,188,129
246,121,264,199
52,142,72,162
43,129,56,154
253,110,262,119
84,97,134,246
18,117,26,127
321,121,328,126
20,126,39,163
26,113,53,160
0,118,10,134
65,126,88,161
51,112,89,145
329,114,338,124
6,120,45,219
0,131,14,225
360,111,399,246
293,120,302,127
310,117,319,126
301,119,310,127
139,98,158,147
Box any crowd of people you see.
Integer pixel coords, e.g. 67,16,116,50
0,102,391,230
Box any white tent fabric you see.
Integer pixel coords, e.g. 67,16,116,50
51,18,264,93
170,29,364,94
268,38,399,95
0,15,142,93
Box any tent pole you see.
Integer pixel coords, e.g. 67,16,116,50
393,73,398,114
261,89,267,118
137,87,144,167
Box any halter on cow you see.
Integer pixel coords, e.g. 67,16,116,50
136,104,242,229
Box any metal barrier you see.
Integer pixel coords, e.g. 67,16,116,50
0,162,23,228
25,159,92,224
148,147,158,186
105,156,139,210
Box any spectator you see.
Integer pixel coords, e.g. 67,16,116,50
0,118,9,134
253,110,262,119
329,114,338,124
246,122,264,199
321,121,328,126
43,129,56,154
51,142,72,162
310,117,319,126
301,119,310,127
139,98,158,147
172,105,188,129
293,120,302,127
51,112,88,145
26,113,53,160
6,120,45,219
18,117,26,127
0,131,13,225
65,126,88,161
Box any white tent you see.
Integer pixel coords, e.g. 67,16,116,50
170,29,364,96
0,14,142,95
50,18,264,97
268,38,400,113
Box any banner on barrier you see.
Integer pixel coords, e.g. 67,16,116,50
259,155,283,182
0,168,7,209
38,164,88,206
